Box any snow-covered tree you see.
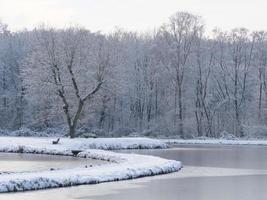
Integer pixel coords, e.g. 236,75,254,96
23,27,109,138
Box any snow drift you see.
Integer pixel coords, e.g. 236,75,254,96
0,137,181,193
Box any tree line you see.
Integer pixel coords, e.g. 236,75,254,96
0,12,267,138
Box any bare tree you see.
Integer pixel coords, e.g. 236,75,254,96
195,36,215,137
159,12,204,137
213,28,255,137
253,31,267,123
25,28,108,138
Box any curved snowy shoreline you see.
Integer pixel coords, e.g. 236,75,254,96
0,137,181,193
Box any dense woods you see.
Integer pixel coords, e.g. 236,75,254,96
1,12,267,138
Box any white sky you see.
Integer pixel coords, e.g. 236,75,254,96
1,0,267,33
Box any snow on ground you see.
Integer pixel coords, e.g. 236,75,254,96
0,137,181,193
0,137,167,151
164,139,267,146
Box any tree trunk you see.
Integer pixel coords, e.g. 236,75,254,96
178,84,184,138
69,125,76,139
259,73,263,122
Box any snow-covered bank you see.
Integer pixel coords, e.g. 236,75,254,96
164,139,267,146
0,137,167,151
0,137,181,193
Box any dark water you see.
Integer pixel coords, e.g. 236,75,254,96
1,145,267,200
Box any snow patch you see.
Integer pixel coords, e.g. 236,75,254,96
0,137,181,193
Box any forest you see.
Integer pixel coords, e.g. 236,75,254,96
0,11,267,138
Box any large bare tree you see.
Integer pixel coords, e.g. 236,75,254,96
159,12,204,137
25,27,109,138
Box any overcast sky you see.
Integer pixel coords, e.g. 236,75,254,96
1,0,267,33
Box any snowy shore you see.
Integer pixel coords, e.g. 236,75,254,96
164,139,267,146
0,137,181,193
0,137,167,151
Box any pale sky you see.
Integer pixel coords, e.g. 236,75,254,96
1,0,267,33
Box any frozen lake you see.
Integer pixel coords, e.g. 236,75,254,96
2,144,267,200
0,153,106,172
